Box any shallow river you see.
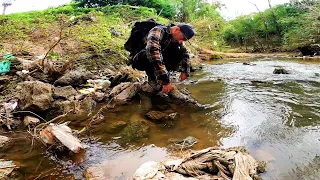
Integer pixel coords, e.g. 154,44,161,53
1,58,320,179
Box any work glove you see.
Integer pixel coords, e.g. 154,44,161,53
162,83,173,94
180,72,187,81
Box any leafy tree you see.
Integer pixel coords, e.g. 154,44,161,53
74,0,176,19
222,0,320,51
283,1,320,49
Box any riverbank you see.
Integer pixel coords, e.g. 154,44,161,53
197,49,320,61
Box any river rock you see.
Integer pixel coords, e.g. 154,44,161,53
84,165,105,180
169,136,198,150
23,116,40,127
169,86,200,106
53,86,77,100
110,73,130,88
121,118,150,142
0,135,10,147
107,121,127,133
145,111,177,123
140,81,155,93
91,92,106,102
108,82,141,108
78,96,97,115
19,81,53,112
52,96,96,115
53,69,95,87
273,67,289,74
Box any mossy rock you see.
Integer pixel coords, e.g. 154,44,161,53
120,119,150,142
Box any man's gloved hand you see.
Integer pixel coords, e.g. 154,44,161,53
180,73,187,81
162,83,173,94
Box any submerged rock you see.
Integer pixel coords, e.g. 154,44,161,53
84,165,105,180
121,118,150,142
19,81,53,112
107,121,127,133
145,111,177,123
273,67,289,74
169,136,198,150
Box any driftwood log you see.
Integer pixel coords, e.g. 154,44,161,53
133,147,265,180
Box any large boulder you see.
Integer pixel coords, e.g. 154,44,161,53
19,81,53,112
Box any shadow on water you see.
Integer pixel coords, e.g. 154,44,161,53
0,58,319,179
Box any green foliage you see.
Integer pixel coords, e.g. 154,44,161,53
283,1,320,49
102,5,157,21
192,17,225,50
174,0,223,22
222,0,320,51
74,0,176,19
1,4,165,65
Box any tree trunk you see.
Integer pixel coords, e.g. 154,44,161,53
2,3,12,15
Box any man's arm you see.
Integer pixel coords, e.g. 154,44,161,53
145,26,170,84
180,45,191,77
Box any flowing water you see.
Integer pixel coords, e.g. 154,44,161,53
0,58,319,179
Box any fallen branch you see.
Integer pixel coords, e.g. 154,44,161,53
33,110,72,135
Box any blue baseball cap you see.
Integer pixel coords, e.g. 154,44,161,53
178,24,195,44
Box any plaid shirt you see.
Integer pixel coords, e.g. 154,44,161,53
145,25,190,84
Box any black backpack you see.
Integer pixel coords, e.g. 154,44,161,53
124,18,162,56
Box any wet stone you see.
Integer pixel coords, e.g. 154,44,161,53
121,119,150,142
145,111,167,121
23,116,40,127
273,67,290,74
84,165,104,180
89,114,105,125
107,121,127,133
170,136,198,150
0,135,10,147
145,111,177,123
91,92,106,102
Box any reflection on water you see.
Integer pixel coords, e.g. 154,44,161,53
0,59,319,179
